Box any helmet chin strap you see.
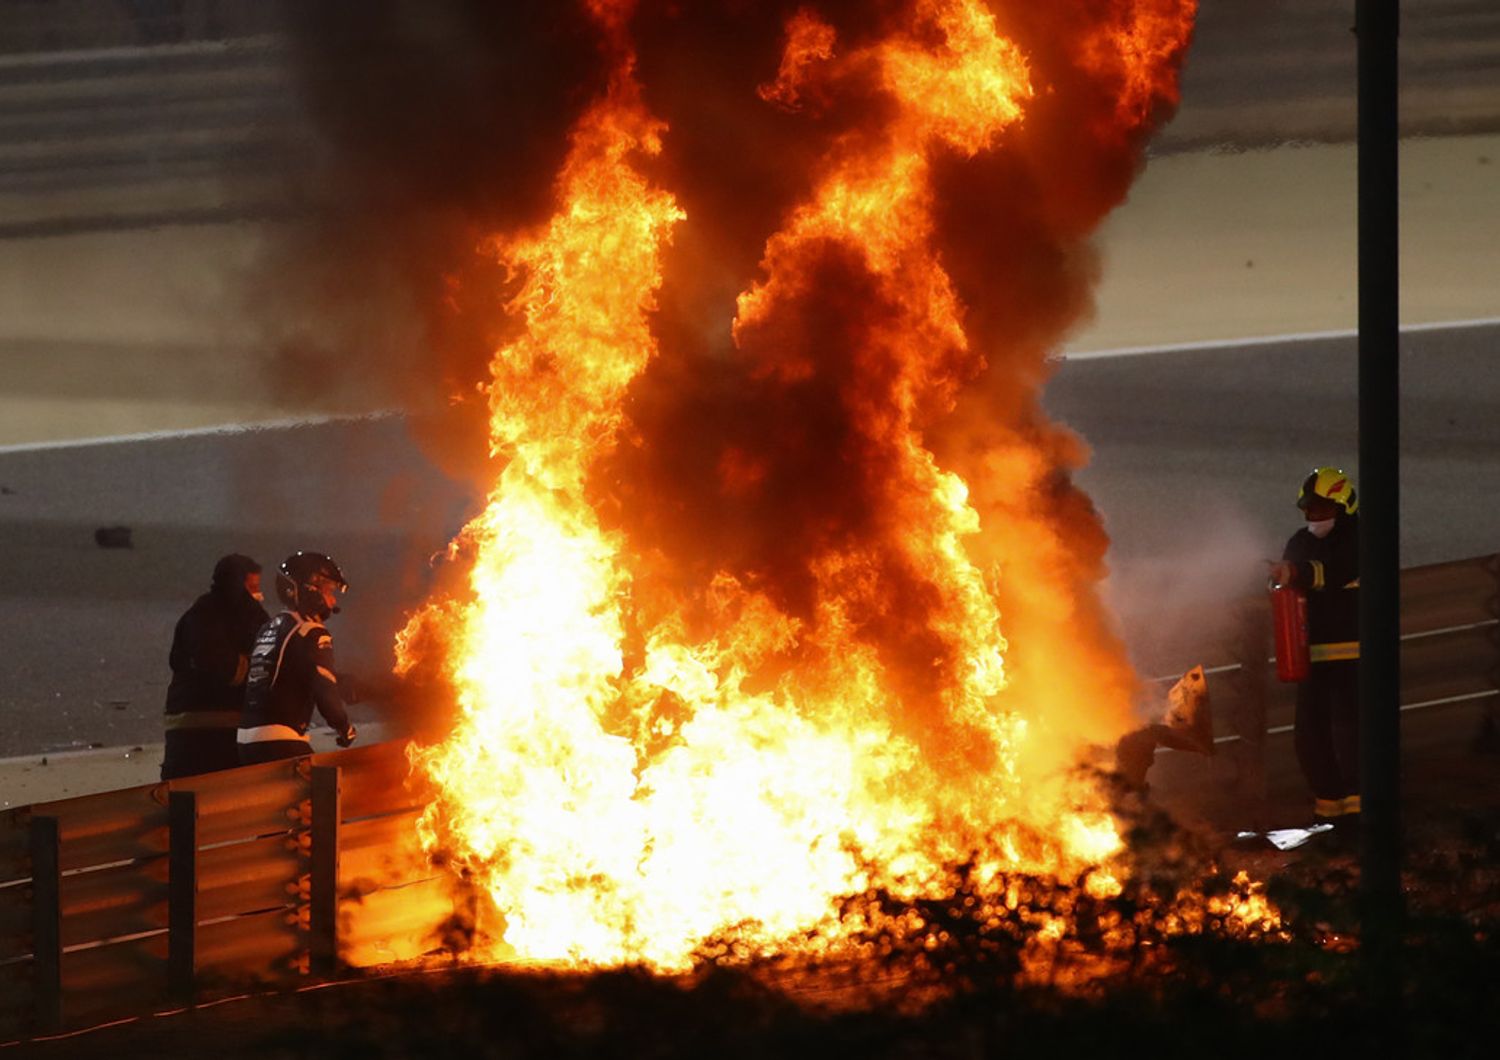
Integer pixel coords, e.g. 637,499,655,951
294,587,334,621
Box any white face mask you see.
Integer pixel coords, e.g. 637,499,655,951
1307,517,1336,538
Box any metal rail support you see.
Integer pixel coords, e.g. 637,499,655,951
168,791,199,1004
28,816,61,1033
309,765,342,976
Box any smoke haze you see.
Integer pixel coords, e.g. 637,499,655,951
261,1,1195,764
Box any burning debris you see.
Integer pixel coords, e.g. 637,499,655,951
286,0,1212,972
1114,665,1215,791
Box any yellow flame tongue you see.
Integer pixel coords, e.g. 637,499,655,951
398,0,1201,971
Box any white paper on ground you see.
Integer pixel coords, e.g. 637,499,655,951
1234,824,1336,850
1262,824,1337,850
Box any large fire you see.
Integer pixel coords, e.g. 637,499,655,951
394,0,1215,972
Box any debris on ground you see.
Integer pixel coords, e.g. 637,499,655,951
93,526,133,548
1234,823,1336,850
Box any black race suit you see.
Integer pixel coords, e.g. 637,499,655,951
162,587,268,780
1281,511,1360,815
237,611,352,765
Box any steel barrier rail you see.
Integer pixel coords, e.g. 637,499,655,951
0,553,1495,1038
1176,554,1494,722
0,739,453,1038
1137,554,1500,682
1144,553,1500,823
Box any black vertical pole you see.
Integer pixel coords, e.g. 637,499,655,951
1356,0,1404,998
168,791,199,1005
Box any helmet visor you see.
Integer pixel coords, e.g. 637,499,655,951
1296,471,1320,509
309,573,346,597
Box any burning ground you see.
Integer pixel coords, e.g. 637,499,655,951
273,0,1227,972
22,802,1500,1059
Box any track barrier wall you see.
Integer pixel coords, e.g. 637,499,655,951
0,554,1495,1037
0,740,461,1038
1143,553,1500,825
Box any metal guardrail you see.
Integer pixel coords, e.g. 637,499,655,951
1155,553,1500,729
0,740,461,1039
1145,553,1500,819
1,553,1495,1039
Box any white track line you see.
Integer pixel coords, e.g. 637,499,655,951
4,317,1497,454
1059,315,1500,361
0,411,398,456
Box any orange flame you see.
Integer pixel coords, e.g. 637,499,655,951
1083,0,1197,129
398,0,1202,972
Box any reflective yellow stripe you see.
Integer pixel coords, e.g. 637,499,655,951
1309,560,1325,590
1310,641,1360,662
1314,797,1345,818
1315,795,1360,817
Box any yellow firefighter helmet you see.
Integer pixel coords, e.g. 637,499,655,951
1297,466,1358,515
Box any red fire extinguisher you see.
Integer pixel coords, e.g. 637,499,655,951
1270,577,1310,682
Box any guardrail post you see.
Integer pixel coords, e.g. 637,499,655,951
28,815,61,1033
168,791,198,1004
309,765,342,976
1477,555,1500,752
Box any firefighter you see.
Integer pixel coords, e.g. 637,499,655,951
237,551,358,765
161,554,269,780
1270,467,1361,829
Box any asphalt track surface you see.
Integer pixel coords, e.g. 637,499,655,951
2,320,1497,760
0,2,1496,760
0,415,479,758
